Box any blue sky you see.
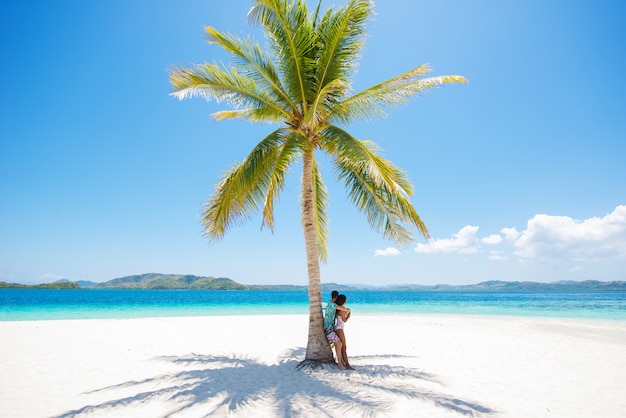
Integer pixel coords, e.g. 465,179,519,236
1,0,625,286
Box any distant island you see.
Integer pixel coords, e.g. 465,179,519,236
0,280,81,289
1,274,624,291
83,273,247,290
1,274,244,290
377,280,626,292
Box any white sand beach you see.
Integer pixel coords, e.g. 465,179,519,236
1,314,625,418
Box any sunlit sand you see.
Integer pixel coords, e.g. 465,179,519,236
1,315,625,417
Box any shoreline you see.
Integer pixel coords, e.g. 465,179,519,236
3,310,626,323
1,315,625,417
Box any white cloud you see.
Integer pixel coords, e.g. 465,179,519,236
488,251,508,261
374,247,401,257
481,234,503,245
415,225,480,254
501,227,520,242
410,205,626,265
512,205,626,261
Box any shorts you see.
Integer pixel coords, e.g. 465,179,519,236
325,330,340,344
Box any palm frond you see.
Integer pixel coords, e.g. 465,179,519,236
312,158,330,261
313,0,372,100
302,78,347,130
329,63,467,123
211,109,253,121
261,132,303,231
248,0,317,107
169,63,291,122
204,26,296,112
202,129,289,240
311,0,323,28
320,125,429,243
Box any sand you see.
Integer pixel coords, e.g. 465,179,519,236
1,314,625,417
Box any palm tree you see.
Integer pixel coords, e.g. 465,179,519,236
169,0,466,366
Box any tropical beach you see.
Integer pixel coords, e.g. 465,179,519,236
1,313,625,417
2,1,625,417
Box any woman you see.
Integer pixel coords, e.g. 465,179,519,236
334,294,353,370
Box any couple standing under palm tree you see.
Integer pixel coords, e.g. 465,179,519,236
170,0,465,367
324,290,353,370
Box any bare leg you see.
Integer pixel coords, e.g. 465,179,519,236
333,338,345,369
336,329,353,369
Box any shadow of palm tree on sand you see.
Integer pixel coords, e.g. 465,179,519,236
54,348,495,417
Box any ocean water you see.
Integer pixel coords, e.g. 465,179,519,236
1,289,625,321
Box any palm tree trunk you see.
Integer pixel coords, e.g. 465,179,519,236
301,146,335,364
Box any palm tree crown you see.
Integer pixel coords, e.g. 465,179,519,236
170,0,466,365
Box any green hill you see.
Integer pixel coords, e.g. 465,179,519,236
0,280,81,289
379,280,626,292
92,273,248,290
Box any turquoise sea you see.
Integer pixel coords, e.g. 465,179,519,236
1,289,626,321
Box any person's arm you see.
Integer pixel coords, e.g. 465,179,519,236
337,305,351,318
340,309,350,322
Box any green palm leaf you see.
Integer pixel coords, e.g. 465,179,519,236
302,78,347,130
314,0,371,100
248,0,317,107
330,63,467,123
262,132,302,231
169,63,290,122
321,125,429,243
311,157,329,262
202,128,288,240
205,26,296,112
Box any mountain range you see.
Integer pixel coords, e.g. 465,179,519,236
2,274,625,291
78,273,247,290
